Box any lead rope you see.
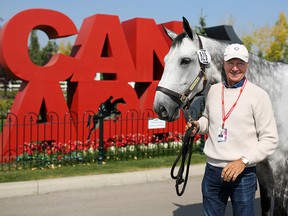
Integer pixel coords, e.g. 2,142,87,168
170,108,195,196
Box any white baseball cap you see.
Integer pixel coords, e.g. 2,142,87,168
224,43,249,63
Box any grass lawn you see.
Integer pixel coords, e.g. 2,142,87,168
0,154,206,183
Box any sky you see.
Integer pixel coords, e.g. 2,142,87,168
1,0,288,45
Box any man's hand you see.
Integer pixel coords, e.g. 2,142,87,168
221,159,246,182
185,121,199,137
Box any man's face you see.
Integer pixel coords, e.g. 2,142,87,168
223,58,248,86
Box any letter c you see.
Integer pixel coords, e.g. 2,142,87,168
0,9,79,81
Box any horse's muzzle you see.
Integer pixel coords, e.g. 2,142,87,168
159,105,168,118
153,103,180,122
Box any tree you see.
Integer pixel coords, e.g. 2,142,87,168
241,35,253,52
41,40,58,65
283,44,288,62
58,40,73,56
252,26,272,58
28,30,58,66
28,30,42,65
265,12,288,62
0,17,13,99
195,9,207,37
0,17,3,25
242,12,288,62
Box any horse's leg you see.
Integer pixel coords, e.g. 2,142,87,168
87,116,99,140
257,159,274,216
87,126,94,140
273,196,288,216
272,160,288,216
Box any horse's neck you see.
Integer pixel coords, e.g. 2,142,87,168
248,56,288,114
247,54,285,83
201,37,227,84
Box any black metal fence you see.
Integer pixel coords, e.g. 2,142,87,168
0,109,204,171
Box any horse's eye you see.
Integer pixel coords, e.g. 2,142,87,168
180,58,191,65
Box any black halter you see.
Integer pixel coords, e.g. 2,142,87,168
156,34,208,110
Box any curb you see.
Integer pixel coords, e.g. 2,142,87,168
0,163,205,199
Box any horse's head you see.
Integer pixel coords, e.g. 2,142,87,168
153,17,211,122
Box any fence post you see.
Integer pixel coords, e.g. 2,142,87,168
98,114,105,164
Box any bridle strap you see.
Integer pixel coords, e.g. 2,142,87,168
156,86,185,106
156,70,206,109
197,34,203,50
156,70,205,103
180,69,206,107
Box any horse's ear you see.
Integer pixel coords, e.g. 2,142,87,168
182,17,194,40
162,24,178,41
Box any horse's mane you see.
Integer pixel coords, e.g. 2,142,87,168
171,32,187,48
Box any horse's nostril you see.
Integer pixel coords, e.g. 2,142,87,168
160,105,168,117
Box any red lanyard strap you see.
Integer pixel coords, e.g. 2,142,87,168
221,79,247,128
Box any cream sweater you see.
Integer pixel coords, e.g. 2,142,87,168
198,80,278,167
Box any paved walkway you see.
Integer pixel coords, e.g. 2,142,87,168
0,164,206,199
0,163,261,216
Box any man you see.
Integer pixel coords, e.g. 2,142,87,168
188,43,278,216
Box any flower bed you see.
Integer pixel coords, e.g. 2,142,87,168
16,132,207,169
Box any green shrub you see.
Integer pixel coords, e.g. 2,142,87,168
0,98,13,117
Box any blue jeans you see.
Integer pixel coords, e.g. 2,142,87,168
202,163,257,216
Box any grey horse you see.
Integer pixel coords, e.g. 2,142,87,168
153,17,288,215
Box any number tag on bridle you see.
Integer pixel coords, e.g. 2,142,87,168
197,49,211,65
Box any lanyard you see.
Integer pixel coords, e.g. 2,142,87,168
221,78,247,128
